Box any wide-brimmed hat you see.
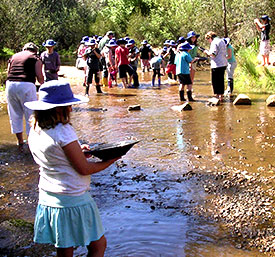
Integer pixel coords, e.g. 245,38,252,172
178,42,194,51
22,42,39,52
163,39,170,45
223,37,230,46
106,39,118,47
85,38,96,46
141,40,148,45
117,38,128,45
43,39,56,47
169,40,176,46
24,80,88,110
260,15,271,21
106,31,114,36
186,31,200,39
177,36,186,43
80,36,89,44
127,39,135,45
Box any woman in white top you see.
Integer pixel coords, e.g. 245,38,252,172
204,31,228,101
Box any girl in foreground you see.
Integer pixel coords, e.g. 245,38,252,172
25,80,120,257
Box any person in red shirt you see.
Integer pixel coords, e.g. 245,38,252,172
115,38,133,88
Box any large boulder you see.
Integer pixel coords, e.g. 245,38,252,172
171,103,192,111
233,94,251,105
266,95,275,107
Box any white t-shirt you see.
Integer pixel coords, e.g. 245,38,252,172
209,37,228,68
28,123,91,196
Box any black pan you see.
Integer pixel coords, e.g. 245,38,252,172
84,140,139,161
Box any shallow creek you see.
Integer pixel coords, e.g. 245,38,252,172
0,66,274,256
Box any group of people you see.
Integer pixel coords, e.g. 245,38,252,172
75,29,239,102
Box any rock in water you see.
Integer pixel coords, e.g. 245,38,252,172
266,95,275,107
233,94,251,105
128,105,141,111
208,97,220,106
171,103,192,111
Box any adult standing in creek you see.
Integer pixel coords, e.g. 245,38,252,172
5,42,44,152
98,31,115,87
204,31,227,101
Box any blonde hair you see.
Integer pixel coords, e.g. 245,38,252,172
205,31,217,40
31,106,71,129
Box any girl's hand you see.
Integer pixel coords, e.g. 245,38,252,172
81,144,92,158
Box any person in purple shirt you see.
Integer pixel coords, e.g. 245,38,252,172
40,39,61,81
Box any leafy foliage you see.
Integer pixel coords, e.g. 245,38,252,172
0,0,273,51
235,46,275,93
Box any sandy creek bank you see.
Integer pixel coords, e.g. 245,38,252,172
0,65,274,256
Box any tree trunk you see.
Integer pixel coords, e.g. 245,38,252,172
222,0,228,37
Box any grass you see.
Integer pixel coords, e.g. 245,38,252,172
8,218,34,232
235,45,275,94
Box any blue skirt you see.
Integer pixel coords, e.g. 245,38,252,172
34,190,104,248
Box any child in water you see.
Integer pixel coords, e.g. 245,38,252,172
40,39,61,81
149,50,166,87
25,80,120,257
174,42,194,101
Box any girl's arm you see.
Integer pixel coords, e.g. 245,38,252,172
63,140,120,176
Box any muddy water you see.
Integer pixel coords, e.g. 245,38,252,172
0,66,274,256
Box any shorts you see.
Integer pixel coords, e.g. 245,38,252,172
5,81,37,135
34,190,104,248
75,57,87,70
87,68,100,84
178,74,192,85
166,64,176,75
226,61,237,79
118,64,133,78
260,40,270,55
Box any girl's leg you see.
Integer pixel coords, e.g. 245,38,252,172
121,78,127,88
56,247,74,257
87,235,107,257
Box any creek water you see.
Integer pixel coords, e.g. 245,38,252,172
0,63,274,256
